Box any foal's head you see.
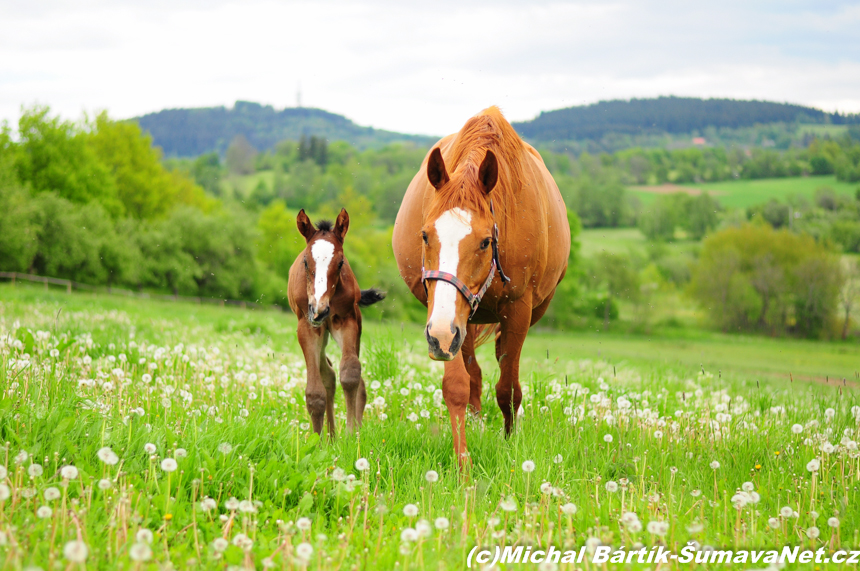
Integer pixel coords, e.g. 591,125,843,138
421,147,499,361
296,208,349,327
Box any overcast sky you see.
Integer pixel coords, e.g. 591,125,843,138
2,0,859,136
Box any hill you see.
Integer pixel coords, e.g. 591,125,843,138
512,96,860,143
133,101,437,157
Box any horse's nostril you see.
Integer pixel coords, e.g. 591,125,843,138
450,327,463,354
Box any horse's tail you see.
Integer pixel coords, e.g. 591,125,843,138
359,288,386,307
471,323,500,349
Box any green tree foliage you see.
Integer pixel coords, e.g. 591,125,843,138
691,224,842,338
225,135,258,175
14,107,123,216
87,112,210,218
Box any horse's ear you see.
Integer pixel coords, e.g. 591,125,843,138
427,147,449,190
296,209,315,242
334,208,349,242
478,150,498,194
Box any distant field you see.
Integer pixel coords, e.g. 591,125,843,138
578,227,697,257
630,174,858,208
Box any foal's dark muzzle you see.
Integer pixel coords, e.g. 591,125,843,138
308,304,330,326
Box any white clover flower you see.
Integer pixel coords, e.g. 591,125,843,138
37,506,52,519
605,481,619,493
44,487,61,501
161,458,178,472
355,458,370,472
806,459,820,473
425,470,439,483
60,465,78,480
144,443,157,454
521,460,535,473
130,542,152,562
212,538,229,552
434,517,450,530
296,517,312,531
403,504,419,517
63,540,88,563
296,542,314,561
136,529,154,544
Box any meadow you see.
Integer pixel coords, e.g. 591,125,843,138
629,175,857,208
1,284,859,569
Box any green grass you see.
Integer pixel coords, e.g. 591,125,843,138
1,285,858,569
630,175,858,208
578,227,699,258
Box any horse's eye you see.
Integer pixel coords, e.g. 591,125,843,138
421,231,428,244
480,238,491,250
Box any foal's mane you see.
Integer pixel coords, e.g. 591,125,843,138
315,219,334,233
427,106,525,224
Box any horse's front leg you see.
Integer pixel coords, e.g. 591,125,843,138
297,320,331,437
333,318,366,433
495,302,532,436
462,324,483,415
442,352,472,469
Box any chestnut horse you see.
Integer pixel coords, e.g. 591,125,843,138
392,107,570,466
288,208,385,438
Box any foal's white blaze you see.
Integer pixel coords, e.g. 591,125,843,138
429,208,472,327
311,239,335,310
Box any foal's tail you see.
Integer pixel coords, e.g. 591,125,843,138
359,288,386,307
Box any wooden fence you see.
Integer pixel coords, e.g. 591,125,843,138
0,271,285,312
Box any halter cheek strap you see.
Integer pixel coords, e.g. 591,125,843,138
421,200,509,318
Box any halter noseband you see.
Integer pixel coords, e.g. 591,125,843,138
421,200,510,318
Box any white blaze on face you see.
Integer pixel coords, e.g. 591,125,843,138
310,239,335,310
429,207,472,327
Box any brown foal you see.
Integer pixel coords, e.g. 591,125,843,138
287,208,385,438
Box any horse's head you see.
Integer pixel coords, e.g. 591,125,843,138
421,147,499,361
296,208,349,327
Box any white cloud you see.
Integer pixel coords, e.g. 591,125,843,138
1,0,858,137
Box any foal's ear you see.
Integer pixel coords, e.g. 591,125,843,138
334,208,349,242
427,147,449,190
296,209,316,242
478,150,498,194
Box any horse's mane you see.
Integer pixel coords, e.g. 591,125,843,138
427,107,525,225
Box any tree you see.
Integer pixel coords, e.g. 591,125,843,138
839,259,860,339
592,251,640,328
15,106,122,216
225,135,258,175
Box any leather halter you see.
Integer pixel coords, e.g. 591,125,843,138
421,200,510,318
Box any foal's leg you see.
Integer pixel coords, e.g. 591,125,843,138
333,318,365,432
442,352,472,468
297,319,329,436
319,333,337,438
462,325,483,415
495,301,532,436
